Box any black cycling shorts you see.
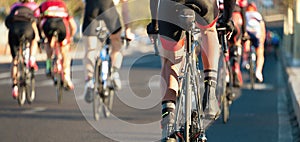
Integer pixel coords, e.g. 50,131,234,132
8,21,35,58
82,0,121,36
158,0,219,42
42,18,66,43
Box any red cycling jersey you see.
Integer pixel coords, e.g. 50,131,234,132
40,0,72,46
40,0,68,18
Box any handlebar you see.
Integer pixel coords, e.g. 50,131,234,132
217,27,228,54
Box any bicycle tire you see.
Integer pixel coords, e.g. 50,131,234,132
18,86,26,106
26,69,35,104
17,55,26,106
249,52,255,89
218,53,230,124
93,93,101,121
222,94,229,123
93,58,102,120
56,75,63,104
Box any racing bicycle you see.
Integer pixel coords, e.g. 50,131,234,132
15,36,36,106
48,30,71,104
93,21,130,120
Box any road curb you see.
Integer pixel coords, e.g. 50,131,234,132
280,48,300,130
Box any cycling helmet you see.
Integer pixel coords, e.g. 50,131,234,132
247,2,257,11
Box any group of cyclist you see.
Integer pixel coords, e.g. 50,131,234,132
5,0,78,98
5,0,266,141
147,0,266,141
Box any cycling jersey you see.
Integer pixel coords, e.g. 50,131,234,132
246,11,263,38
5,2,40,58
40,0,72,46
40,0,68,18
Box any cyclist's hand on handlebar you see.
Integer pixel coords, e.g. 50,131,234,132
242,32,250,41
217,17,235,38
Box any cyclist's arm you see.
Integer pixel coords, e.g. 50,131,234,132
223,0,236,22
150,0,159,25
68,17,77,37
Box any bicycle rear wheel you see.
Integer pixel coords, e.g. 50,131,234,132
93,92,102,121
93,58,102,120
26,69,35,104
17,56,26,106
249,53,255,89
103,88,114,118
55,74,63,104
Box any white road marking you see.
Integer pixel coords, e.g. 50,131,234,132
21,107,47,114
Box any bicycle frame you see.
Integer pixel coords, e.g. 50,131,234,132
174,28,206,142
93,22,116,120
171,7,206,141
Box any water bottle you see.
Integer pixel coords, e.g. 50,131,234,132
23,47,30,65
99,45,109,87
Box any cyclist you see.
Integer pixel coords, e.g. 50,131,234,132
39,0,77,90
147,0,236,141
243,2,266,82
219,0,247,87
5,0,40,99
82,0,123,103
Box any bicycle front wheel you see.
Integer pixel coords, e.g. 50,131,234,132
26,69,35,104
93,58,102,120
103,88,114,118
55,74,63,104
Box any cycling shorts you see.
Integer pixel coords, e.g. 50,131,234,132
158,0,219,52
8,21,35,58
42,17,70,46
248,32,260,48
82,0,121,36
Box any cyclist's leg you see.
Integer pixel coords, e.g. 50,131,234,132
82,4,102,102
28,21,39,71
255,37,265,83
119,0,135,40
61,43,73,89
100,0,123,90
58,18,74,90
42,18,55,76
193,0,220,119
158,1,185,140
110,30,123,90
229,12,243,87
8,27,19,99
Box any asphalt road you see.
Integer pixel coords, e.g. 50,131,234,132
0,45,296,142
